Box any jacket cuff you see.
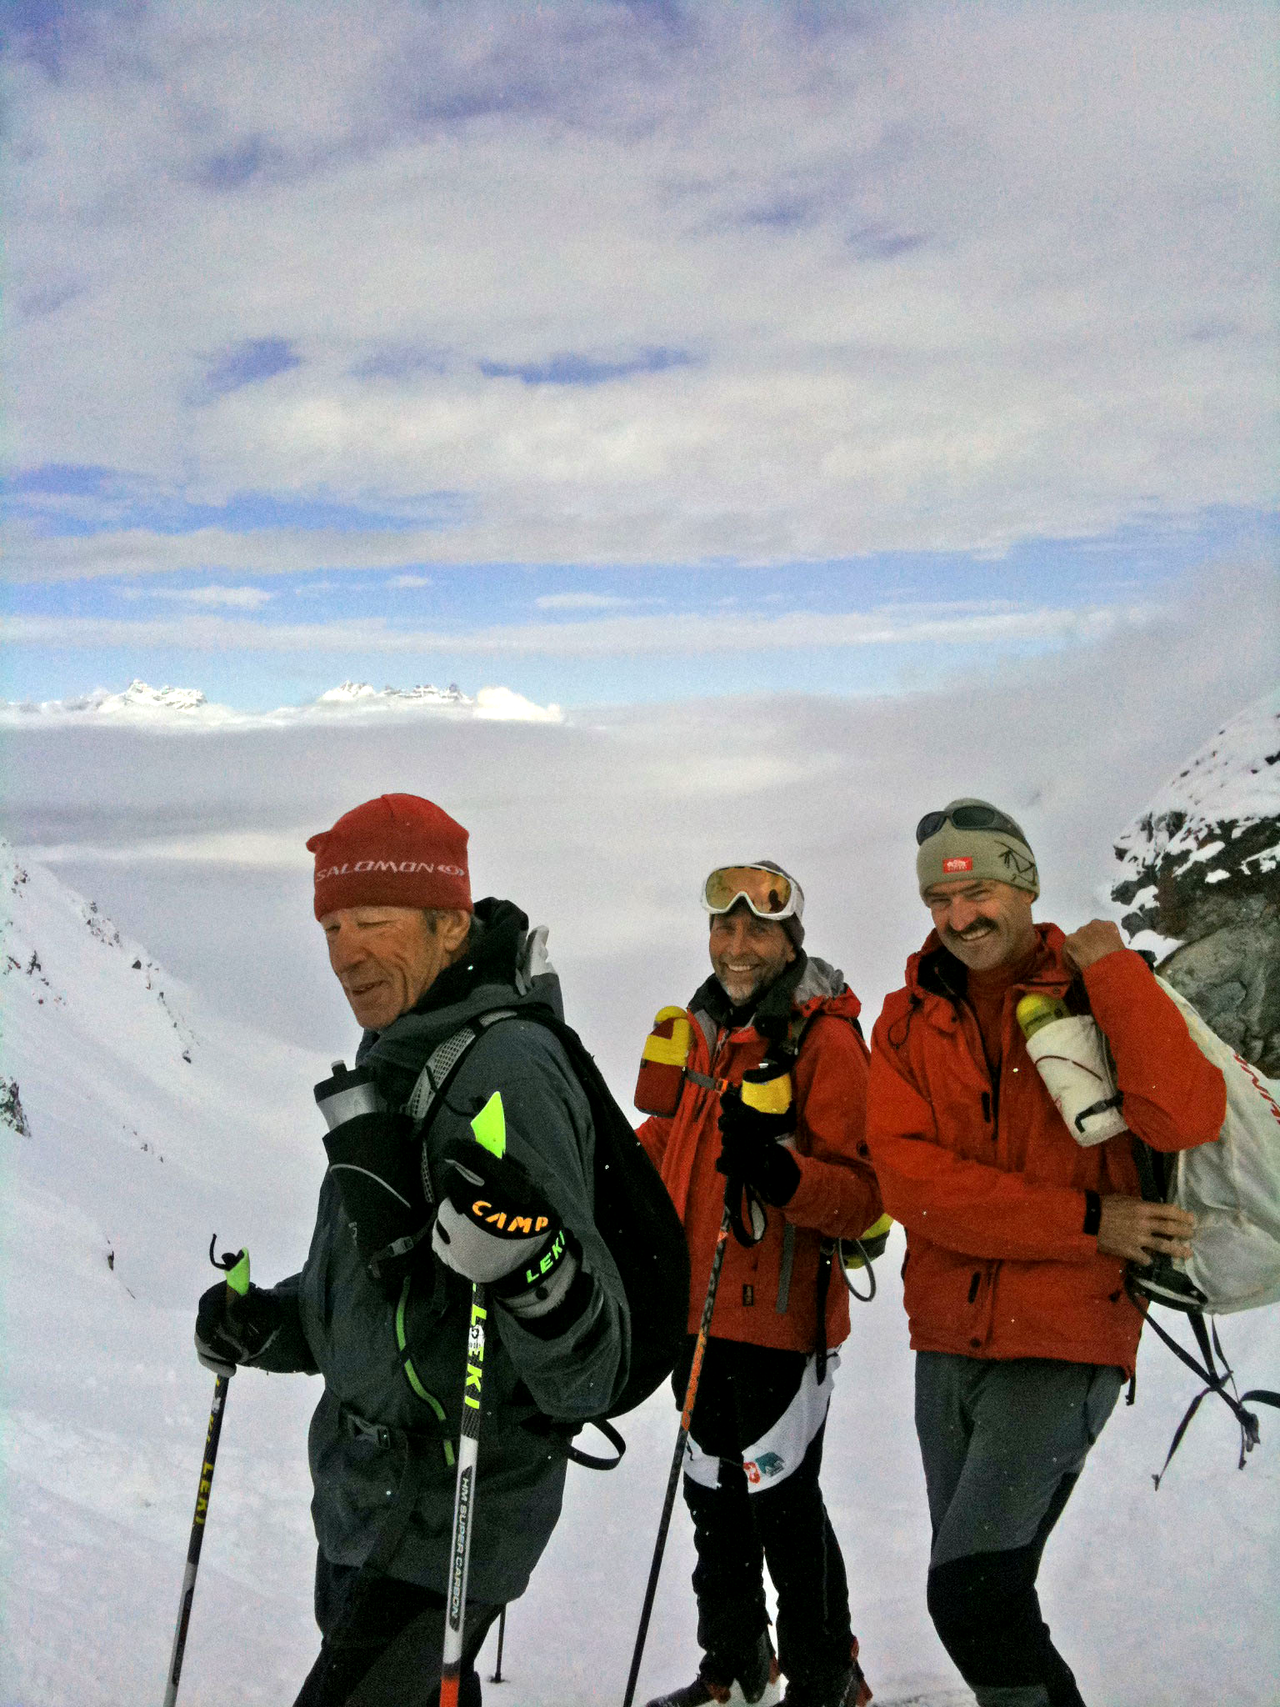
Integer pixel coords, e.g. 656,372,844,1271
502,1262,595,1341
1079,944,1153,1017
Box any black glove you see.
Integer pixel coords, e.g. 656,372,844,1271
431,1136,585,1330
195,1281,284,1376
717,1078,801,1208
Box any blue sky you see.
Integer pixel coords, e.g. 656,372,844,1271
2,1,1275,710
2,502,1274,709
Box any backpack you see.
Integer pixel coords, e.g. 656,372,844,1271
1126,976,1280,1484
406,1003,691,1468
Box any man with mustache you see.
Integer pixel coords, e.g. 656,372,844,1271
637,862,882,1707
865,800,1226,1707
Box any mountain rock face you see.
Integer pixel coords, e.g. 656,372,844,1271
1110,687,1280,1075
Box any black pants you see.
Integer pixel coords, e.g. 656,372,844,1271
679,1338,852,1692
292,1554,502,1707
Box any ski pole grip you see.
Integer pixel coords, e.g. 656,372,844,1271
740,1062,792,1117
225,1249,251,1299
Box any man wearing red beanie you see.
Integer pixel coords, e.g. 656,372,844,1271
195,793,630,1707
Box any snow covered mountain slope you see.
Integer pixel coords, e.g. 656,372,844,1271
0,842,329,1704
1110,686,1280,1073
2,847,1278,1705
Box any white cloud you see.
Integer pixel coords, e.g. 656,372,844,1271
5,2,1274,573
534,592,638,610
387,574,433,588
0,596,1163,658
146,584,274,609
473,685,563,721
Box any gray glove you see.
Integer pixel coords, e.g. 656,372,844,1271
431,1140,580,1322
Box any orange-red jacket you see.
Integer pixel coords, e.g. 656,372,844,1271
638,958,882,1354
866,926,1226,1374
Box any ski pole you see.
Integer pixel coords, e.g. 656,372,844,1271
621,1196,732,1707
162,1243,249,1707
489,1606,507,1682
622,1061,792,1707
441,1281,488,1707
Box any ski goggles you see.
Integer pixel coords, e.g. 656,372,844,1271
915,804,1028,847
700,865,804,922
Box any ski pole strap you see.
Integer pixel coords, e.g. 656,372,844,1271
520,1412,628,1471
562,1417,627,1471
1134,1295,1280,1486
726,1174,766,1248
836,1236,878,1304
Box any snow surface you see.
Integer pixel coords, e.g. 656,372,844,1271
1,847,1278,1706
0,678,563,726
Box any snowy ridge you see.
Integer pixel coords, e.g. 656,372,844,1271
1109,685,1280,954
0,676,564,725
318,679,469,707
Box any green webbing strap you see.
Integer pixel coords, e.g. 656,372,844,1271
395,1276,456,1468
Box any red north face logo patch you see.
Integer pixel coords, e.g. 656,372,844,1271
942,856,974,873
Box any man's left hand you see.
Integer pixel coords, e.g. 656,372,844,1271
1062,918,1126,973
717,1092,801,1207
431,1138,583,1324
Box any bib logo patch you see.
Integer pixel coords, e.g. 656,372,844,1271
942,856,974,873
744,1451,786,1484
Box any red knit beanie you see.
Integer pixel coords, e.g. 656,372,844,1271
306,794,472,920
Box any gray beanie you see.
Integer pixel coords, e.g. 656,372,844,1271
916,798,1039,899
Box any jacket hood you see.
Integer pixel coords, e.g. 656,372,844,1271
356,896,564,1080
904,921,1070,1006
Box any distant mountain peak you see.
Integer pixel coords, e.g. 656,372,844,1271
0,679,561,724
317,680,471,707
106,679,209,713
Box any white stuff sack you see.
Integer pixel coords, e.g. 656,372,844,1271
1156,977,1280,1315
1022,1014,1128,1147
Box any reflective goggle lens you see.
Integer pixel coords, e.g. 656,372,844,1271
703,866,795,918
915,805,1026,846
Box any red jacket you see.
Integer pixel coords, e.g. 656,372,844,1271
866,927,1226,1374
638,958,882,1354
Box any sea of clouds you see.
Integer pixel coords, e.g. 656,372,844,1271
3,561,1274,1080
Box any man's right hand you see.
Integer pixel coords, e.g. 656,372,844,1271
1096,1196,1196,1263
195,1282,283,1375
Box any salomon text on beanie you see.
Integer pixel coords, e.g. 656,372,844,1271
307,794,472,919
916,798,1039,899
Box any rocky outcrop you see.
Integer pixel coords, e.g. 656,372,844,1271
1110,687,1280,1077
0,1074,31,1135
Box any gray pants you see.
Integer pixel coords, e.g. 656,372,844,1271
915,1353,1124,1707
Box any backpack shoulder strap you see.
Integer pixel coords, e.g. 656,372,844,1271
691,1007,718,1058
405,1008,518,1205
405,1008,518,1125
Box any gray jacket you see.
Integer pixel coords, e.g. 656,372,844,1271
256,908,628,1604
